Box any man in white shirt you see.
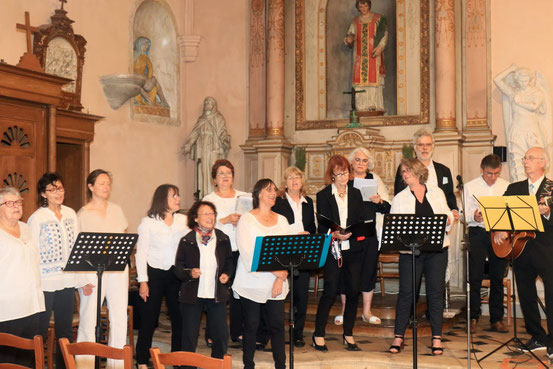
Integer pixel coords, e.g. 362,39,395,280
464,154,510,333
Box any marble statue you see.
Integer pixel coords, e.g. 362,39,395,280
344,0,388,112
182,97,231,198
494,64,552,181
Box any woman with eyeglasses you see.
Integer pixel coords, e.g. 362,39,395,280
27,173,81,369
76,169,129,369
174,201,234,360
271,166,316,347
135,184,189,369
203,159,249,346
0,187,44,366
312,154,370,352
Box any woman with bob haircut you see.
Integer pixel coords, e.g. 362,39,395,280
135,184,190,369
388,158,452,355
233,178,291,369
174,200,234,360
312,154,370,352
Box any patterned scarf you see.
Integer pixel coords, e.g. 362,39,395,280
194,225,213,245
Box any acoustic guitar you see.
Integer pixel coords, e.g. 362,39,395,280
491,230,535,259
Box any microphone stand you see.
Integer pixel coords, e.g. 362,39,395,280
193,158,202,201
457,176,471,369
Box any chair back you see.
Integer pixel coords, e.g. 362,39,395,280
150,348,231,369
0,333,44,369
58,338,132,369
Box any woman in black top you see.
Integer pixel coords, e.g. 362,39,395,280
174,201,234,360
272,166,316,347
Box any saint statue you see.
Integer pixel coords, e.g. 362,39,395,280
344,0,388,112
133,37,170,109
182,97,231,198
494,64,552,181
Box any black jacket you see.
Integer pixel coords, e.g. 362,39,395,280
271,195,316,234
173,229,234,304
394,160,458,211
349,173,391,220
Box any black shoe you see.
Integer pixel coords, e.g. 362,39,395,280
205,338,213,348
255,342,266,351
547,345,553,359
342,334,361,351
293,337,305,348
519,337,546,352
312,335,328,352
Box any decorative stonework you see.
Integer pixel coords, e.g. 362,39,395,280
1,126,30,147
435,0,455,48
178,35,201,62
3,172,29,193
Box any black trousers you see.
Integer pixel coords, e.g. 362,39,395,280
39,288,75,369
181,298,228,361
0,313,41,367
468,227,508,323
240,296,285,369
314,249,362,337
514,242,553,346
292,270,310,339
361,236,379,292
394,250,448,337
229,251,244,341
136,265,183,364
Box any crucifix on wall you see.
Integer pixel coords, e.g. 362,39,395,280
16,11,44,72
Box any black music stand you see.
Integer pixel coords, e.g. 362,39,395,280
381,214,448,369
475,196,548,368
251,233,332,369
64,232,138,369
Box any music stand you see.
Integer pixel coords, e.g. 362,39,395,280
251,233,331,369
475,196,548,368
381,214,448,369
65,232,138,369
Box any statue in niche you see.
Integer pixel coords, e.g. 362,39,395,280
344,0,388,113
132,36,170,114
182,97,231,198
494,64,552,181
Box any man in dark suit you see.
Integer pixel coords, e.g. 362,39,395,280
394,128,460,220
494,146,553,357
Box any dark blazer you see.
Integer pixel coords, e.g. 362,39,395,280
504,177,553,249
316,182,370,253
394,160,458,211
173,229,234,304
271,195,316,234
350,172,391,220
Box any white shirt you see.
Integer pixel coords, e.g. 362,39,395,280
135,213,189,282
0,222,45,322
464,176,510,228
426,161,438,188
203,190,249,252
232,212,291,303
28,205,81,291
390,185,453,248
196,233,217,299
285,192,307,234
331,184,350,250
529,175,545,195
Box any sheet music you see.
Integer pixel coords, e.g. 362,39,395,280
235,195,253,214
353,177,378,201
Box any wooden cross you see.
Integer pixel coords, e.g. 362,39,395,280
59,0,67,10
16,11,40,55
343,87,366,112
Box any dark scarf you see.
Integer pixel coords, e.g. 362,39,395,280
194,225,213,245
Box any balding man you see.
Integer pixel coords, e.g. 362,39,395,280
494,147,553,357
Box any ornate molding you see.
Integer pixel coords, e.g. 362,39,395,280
178,35,201,62
435,0,455,48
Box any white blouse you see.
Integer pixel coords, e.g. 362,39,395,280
0,222,45,322
28,205,81,291
196,233,217,299
203,190,249,252
135,213,189,282
232,212,291,303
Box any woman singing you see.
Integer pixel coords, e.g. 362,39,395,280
388,158,452,355
233,179,291,369
174,201,234,359
135,184,189,369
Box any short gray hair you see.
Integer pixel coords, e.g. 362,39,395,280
412,128,434,146
348,147,375,171
0,187,22,203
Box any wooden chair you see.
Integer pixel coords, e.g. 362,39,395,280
58,338,132,369
0,333,44,369
377,252,400,296
150,348,232,369
480,277,512,326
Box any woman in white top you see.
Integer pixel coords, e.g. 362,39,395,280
135,184,189,369
0,187,44,366
233,179,291,369
76,170,129,369
28,173,80,369
388,158,452,355
203,159,248,345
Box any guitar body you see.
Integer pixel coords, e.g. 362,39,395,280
491,231,536,259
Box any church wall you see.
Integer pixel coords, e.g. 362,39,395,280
1,0,250,231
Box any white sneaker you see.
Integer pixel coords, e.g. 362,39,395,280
334,315,344,325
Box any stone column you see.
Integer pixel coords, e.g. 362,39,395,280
266,0,285,137
434,0,457,131
249,0,266,138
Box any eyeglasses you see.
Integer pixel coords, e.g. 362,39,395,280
287,175,302,180
483,170,501,177
198,212,215,217
522,156,545,162
333,172,349,178
168,193,180,199
0,200,24,208
415,143,433,148
354,158,369,164
216,171,233,177
45,185,65,193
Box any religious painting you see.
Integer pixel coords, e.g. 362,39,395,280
131,0,180,125
295,0,430,129
45,37,78,94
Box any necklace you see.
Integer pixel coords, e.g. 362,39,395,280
338,190,347,198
